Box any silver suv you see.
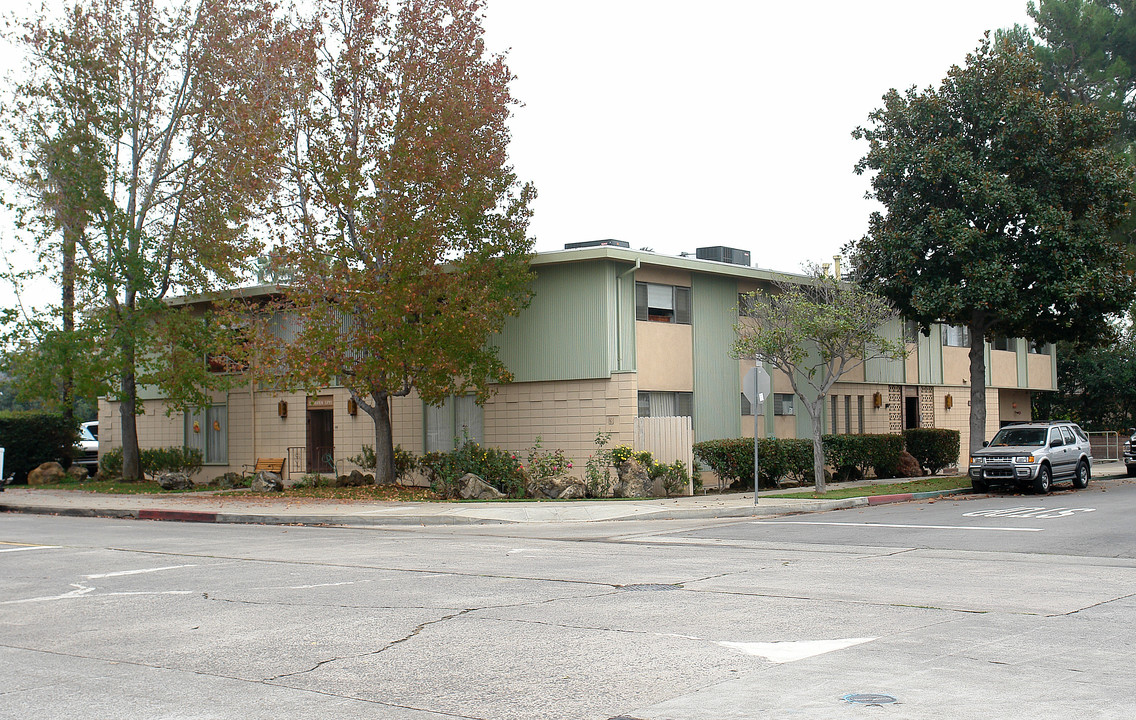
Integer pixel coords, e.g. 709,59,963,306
968,422,1092,494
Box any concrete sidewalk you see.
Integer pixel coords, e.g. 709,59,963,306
2,460,1123,527
0,482,966,527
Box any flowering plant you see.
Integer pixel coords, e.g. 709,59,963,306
526,436,573,482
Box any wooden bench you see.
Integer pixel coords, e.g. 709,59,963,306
245,457,286,477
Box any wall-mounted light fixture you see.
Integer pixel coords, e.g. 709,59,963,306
873,392,883,409
278,400,288,418
944,394,953,410
347,398,358,416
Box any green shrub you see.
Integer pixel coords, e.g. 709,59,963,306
584,431,616,498
692,437,812,489
98,446,202,481
140,446,203,477
610,444,633,465
350,444,418,481
0,411,75,483
525,436,573,483
648,459,690,496
418,441,526,498
904,428,960,475
822,434,904,481
99,446,124,479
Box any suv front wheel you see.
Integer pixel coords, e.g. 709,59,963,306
1033,464,1052,494
1072,460,1090,489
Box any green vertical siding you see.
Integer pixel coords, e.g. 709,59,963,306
491,262,624,382
865,319,905,383
918,326,943,385
1016,338,1028,388
691,274,741,441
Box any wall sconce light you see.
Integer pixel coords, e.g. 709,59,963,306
347,398,358,416
945,394,953,410
873,392,882,409
278,400,288,418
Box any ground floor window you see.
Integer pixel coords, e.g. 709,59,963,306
637,391,693,418
425,395,483,452
185,405,228,464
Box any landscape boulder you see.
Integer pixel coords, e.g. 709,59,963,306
612,458,651,498
251,470,283,492
896,451,922,478
66,465,90,482
28,462,66,486
212,472,244,489
335,469,372,487
157,472,193,491
457,473,505,500
527,475,587,500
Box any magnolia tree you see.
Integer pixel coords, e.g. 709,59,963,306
733,268,906,494
1,0,305,480
850,36,1135,454
257,0,535,484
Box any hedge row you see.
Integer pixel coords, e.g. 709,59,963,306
0,411,75,483
99,446,204,480
693,428,961,488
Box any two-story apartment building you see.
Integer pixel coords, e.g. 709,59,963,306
98,244,1054,484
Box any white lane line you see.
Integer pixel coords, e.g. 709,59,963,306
84,564,197,579
0,545,61,553
754,521,1043,532
718,637,878,663
1,583,96,605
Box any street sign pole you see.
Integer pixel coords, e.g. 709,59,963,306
742,360,770,507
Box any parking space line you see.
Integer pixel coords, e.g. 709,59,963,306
0,544,61,553
753,521,1043,532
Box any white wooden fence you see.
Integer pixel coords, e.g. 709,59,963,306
635,416,694,495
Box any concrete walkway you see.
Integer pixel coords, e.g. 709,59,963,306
1,460,1124,527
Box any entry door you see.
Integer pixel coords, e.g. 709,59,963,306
904,396,919,430
307,409,334,472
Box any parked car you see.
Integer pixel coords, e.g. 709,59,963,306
968,421,1093,494
1124,428,1136,477
74,423,99,471
82,421,98,440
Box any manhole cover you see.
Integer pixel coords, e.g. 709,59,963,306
617,583,683,591
843,693,898,705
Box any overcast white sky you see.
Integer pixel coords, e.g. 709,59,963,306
1,0,1036,313
482,0,1035,270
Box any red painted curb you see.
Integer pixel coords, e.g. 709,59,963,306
867,493,914,505
138,509,218,523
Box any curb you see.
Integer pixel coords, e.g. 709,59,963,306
866,488,970,505
2,497,871,527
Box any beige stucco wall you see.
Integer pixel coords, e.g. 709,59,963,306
942,346,971,387
100,375,638,484
636,321,693,391
990,349,1017,387
1027,352,1055,390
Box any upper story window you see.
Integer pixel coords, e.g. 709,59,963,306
903,320,921,344
773,393,795,416
993,336,1015,352
1028,340,1051,355
941,324,970,347
636,282,691,324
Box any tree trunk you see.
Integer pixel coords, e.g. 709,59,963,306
968,315,990,455
119,369,141,482
371,391,395,484
61,225,77,430
807,400,826,494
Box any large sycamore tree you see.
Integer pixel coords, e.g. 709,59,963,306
733,268,905,494
2,0,303,480
849,36,1135,454
265,0,535,484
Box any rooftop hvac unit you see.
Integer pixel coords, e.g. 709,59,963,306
564,239,630,249
695,246,751,266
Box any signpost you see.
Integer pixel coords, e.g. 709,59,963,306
742,361,771,505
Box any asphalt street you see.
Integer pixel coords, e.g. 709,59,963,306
2,476,1134,719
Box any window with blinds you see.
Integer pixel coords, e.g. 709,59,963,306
635,282,691,324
